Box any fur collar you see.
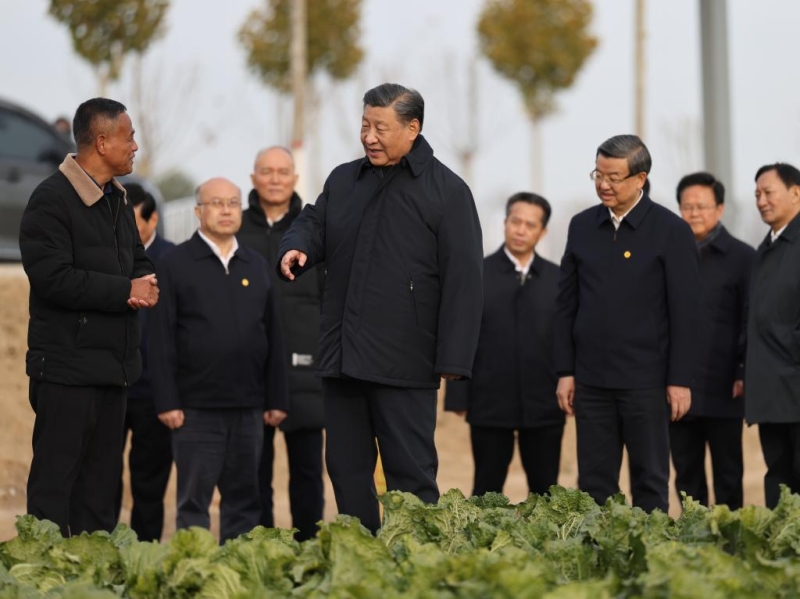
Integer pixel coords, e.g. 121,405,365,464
58,154,128,207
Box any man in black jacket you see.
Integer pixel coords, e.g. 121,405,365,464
445,192,563,497
19,98,158,536
670,172,754,509
115,184,175,541
279,83,483,533
238,146,324,541
746,163,800,508
149,177,288,542
555,134,701,513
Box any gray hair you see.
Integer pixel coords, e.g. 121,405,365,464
363,83,424,131
597,134,652,176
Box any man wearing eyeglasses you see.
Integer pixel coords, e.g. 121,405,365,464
149,177,288,542
669,173,754,510
555,134,701,513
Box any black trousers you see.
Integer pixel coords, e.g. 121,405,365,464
258,426,324,541
758,422,800,509
575,384,670,513
172,408,263,543
323,378,439,533
469,424,564,497
115,395,173,542
669,416,743,509
27,380,127,536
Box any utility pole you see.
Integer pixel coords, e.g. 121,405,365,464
699,0,734,208
634,0,646,139
290,0,308,201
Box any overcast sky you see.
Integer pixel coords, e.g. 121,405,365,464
2,0,799,255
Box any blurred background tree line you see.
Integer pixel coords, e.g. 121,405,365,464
47,0,596,200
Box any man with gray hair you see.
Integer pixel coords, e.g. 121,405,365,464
278,83,484,532
555,134,701,513
238,146,325,541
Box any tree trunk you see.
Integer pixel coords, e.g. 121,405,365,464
530,116,543,192
291,0,308,202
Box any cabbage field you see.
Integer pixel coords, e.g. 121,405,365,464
1,485,800,598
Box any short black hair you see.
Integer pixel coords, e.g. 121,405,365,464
597,134,652,176
676,172,725,206
505,191,552,227
126,182,157,221
73,98,128,150
363,83,425,131
755,162,800,188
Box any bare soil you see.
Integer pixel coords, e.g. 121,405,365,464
0,265,766,541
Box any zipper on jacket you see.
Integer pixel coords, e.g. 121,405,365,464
408,273,418,326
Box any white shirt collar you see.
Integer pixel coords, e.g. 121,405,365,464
197,230,239,273
503,246,534,278
771,224,788,243
143,231,156,251
608,189,644,230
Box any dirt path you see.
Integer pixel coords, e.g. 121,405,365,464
0,268,767,541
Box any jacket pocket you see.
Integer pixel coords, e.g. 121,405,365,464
408,273,419,327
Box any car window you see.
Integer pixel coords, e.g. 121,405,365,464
0,108,61,162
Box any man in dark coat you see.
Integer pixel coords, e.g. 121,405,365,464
670,172,754,509
115,183,175,541
555,134,701,513
19,98,158,536
149,177,288,542
238,146,324,541
278,83,483,533
746,162,800,508
445,192,563,497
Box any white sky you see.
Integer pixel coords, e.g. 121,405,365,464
2,0,799,256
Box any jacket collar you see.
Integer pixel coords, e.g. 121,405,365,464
594,193,653,229
495,245,543,276
705,225,732,254
245,189,303,230
58,154,127,207
759,211,800,250
356,135,434,180
187,231,251,263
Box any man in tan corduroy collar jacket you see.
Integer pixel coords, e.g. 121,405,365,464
19,97,158,537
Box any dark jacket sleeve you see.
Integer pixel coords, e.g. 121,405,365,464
443,379,470,412
554,218,578,376
664,220,702,387
20,184,132,312
277,182,329,281
148,257,181,414
736,246,756,381
434,183,484,378
263,273,289,412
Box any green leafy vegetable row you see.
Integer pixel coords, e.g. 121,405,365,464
2,485,799,597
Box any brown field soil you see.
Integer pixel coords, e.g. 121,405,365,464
0,264,767,541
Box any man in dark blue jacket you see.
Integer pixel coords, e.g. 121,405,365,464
115,183,175,541
670,172,754,509
149,177,288,542
238,146,325,541
555,134,701,513
445,192,563,497
746,163,800,508
20,98,158,536
279,83,483,533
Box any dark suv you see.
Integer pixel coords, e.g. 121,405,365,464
0,97,75,260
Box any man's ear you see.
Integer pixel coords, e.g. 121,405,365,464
407,119,420,140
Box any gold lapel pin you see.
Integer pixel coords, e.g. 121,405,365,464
242,278,250,287
624,251,631,259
